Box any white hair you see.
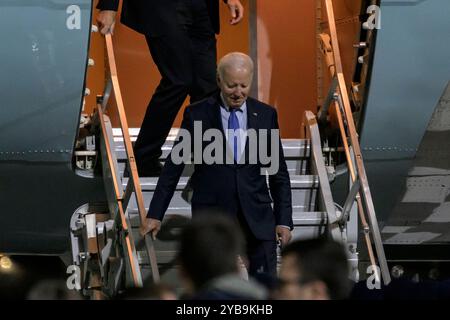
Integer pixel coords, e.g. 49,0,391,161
217,52,254,80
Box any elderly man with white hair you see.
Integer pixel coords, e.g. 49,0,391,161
142,53,293,278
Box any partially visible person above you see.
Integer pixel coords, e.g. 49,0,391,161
96,0,244,176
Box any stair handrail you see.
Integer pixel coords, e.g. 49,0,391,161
96,34,160,285
303,111,343,242
315,0,391,285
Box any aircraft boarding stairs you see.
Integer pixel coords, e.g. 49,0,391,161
76,0,391,296
110,126,358,286
73,35,359,296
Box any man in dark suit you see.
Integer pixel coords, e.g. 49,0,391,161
141,53,293,277
96,0,244,176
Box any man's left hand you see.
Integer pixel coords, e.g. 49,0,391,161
226,0,244,25
276,226,292,248
140,218,161,240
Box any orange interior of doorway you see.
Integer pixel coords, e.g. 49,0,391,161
85,0,362,139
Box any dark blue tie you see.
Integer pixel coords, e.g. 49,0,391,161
228,108,241,162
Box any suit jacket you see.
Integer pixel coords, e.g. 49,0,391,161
148,94,293,241
96,0,224,36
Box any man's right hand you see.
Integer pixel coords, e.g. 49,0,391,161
226,0,244,25
140,218,161,240
96,10,117,35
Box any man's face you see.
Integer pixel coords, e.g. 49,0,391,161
217,67,252,108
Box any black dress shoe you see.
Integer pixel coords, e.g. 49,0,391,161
138,161,163,177
123,160,163,177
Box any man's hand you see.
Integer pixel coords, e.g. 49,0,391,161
276,226,292,248
140,218,161,240
96,10,117,35
226,0,244,25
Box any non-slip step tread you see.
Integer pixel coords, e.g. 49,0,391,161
122,174,319,191
113,138,311,160
126,209,328,228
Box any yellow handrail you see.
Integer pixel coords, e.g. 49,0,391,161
318,0,391,285
98,34,160,285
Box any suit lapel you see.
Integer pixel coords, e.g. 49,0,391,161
206,94,234,165
206,94,225,135
246,98,259,132
239,98,259,166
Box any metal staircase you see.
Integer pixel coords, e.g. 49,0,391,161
70,34,160,298
313,0,390,285
84,28,361,291
110,125,358,283
70,0,389,297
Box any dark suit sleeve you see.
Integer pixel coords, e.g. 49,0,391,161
96,0,119,11
147,108,192,221
268,109,293,229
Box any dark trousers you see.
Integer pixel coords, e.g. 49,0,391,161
193,204,278,278
134,0,218,165
236,207,278,278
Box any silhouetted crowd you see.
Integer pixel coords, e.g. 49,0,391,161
25,214,450,300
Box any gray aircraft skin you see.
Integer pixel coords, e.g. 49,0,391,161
0,0,450,260
349,0,450,247
0,0,105,255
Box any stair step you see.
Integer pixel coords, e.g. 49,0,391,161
121,174,318,212
122,174,319,192
293,211,327,226
282,139,310,158
289,175,319,189
113,138,310,161
127,209,327,229
123,174,319,215
138,250,177,265
123,176,191,192
124,190,317,214
117,161,308,176
132,211,328,266
292,211,328,241
128,227,179,265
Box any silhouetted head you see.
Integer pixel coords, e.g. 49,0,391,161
177,214,245,292
116,283,177,300
27,279,83,300
277,237,351,300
